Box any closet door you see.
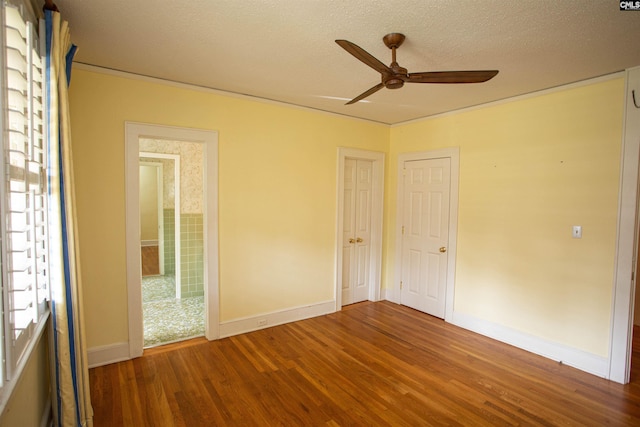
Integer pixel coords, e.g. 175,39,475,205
342,159,372,305
400,157,450,318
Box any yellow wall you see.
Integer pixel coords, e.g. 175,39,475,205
69,68,389,348
0,328,50,427
386,78,624,356
70,66,624,358
139,164,159,241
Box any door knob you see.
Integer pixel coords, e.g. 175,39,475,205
349,238,356,244
356,237,363,243
439,247,447,253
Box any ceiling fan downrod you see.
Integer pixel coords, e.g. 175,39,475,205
383,33,407,89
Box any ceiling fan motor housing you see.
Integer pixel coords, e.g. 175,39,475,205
384,62,408,89
383,75,405,89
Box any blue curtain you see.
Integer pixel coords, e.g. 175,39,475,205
44,9,93,427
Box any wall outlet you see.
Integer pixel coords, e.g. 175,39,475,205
257,319,267,327
572,225,582,239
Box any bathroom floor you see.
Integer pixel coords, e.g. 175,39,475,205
142,275,205,347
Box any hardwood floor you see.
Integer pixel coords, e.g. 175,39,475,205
89,301,640,426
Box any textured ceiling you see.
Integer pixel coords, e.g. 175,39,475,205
53,0,640,125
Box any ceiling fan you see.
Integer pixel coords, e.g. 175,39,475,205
335,33,499,105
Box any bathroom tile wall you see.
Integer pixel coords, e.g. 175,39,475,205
181,213,203,298
163,209,175,275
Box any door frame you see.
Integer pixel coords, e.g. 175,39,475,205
609,66,640,383
393,147,460,322
140,152,182,296
125,122,219,358
335,148,385,310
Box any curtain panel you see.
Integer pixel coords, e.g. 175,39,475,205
44,9,93,427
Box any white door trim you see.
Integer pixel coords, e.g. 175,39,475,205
609,66,640,384
335,148,385,310
393,148,460,322
140,152,182,298
125,122,219,358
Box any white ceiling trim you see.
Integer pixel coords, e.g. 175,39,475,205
391,71,626,127
74,63,625,130
72,63,388,126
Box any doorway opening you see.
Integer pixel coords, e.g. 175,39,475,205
140,162,163,276
139,152,181,296
139,150,191,347
140,159,168,278
125,123,219,358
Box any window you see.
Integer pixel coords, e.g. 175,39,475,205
0,0,50,386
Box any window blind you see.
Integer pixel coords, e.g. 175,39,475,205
1,2,49,378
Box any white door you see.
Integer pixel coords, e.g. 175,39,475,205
400,158,450,318
342,159,373,305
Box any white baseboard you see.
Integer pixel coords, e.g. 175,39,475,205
141,240,158,247
450,311,609,378
381,287,397,303
87,342,131,368
219,300,335,338
380,291,609,378
87,301,336,366
88,300,607,379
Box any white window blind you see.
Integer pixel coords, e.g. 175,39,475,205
0,1,49,380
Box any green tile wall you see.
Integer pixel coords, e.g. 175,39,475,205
162,210,203,298
180,213,204,298
163,209,175,275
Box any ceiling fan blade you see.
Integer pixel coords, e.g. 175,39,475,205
407,70,499,84
346,83,385,105
336,40,391,75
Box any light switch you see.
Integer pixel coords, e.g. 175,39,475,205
572,225,582,239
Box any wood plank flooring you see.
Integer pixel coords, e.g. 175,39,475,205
89,301,640,426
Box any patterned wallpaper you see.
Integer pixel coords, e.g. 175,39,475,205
140,138,204,214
